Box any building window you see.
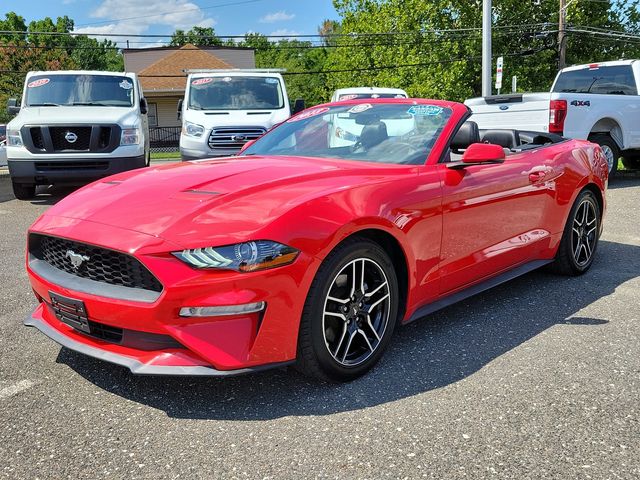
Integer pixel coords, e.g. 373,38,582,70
148,103,158,127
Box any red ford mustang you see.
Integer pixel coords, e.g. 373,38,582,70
24,99,608,381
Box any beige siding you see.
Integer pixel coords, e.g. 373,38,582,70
147,97,181,127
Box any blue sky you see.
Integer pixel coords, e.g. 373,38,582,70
3,0,340,47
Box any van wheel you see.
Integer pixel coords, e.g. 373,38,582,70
12,182,36,200
589,134,619,176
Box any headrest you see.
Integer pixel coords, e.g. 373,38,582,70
481,129,520,149
451,121,480,150
360,121,388,149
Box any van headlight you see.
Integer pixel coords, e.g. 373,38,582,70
173,241,299,272
183,121,205,138
120,128,140,145
7,129,23,147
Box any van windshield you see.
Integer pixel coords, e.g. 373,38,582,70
25,74,135,107
188,76,284,110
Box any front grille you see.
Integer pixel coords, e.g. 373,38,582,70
50,126,92,151
30,234,162,293
31,127,45,149
87,319,123,342
208,126,266,150
98,127,112,149
35,161,109,172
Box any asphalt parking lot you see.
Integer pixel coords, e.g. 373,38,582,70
0,172,639,480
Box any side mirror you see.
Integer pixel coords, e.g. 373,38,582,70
238,139,256,154
177,98,183,120
7,98,20,115
460,143,506,164
292,98,305,115
140,97,148,115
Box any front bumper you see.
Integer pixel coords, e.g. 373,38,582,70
24,306,292,376
180,146,239,161
8,155,147,185
25,216,319,375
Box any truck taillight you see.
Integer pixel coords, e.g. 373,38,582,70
549,100,567,135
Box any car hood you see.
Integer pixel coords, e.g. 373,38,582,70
8,106,140,128
43,156,410,248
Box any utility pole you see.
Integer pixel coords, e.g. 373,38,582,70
482,0,492,97
558,0,567,70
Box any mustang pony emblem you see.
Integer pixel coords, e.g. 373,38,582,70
66,250,89,269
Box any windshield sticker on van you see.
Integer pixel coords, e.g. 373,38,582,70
407,105,443,116
339,94,359,101
119,80,133,90
192,77,214,86
288,107,330,122
348,103,373,114
27,78,50,88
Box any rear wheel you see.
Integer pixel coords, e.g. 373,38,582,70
296,238,399,381
589,134,619,176
551,190,600,276
12,182,36,200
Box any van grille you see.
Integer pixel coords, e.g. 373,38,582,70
50,127,92,151
208,127,266,151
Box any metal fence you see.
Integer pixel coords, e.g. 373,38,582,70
149,126,180,152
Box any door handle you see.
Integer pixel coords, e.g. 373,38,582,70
528,171,547,183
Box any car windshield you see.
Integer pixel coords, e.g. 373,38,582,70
189,76,284,110
25,74,135,107
241,103,452,165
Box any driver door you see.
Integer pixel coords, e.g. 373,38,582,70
438,148,551,294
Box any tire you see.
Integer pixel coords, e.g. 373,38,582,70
12,182,36,200
551,190,601,276
589,133,619,176
296,237,400,382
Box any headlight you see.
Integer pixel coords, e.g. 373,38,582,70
7,129,23,147
173,240,299,272
121,128,140,145
183,121,205,137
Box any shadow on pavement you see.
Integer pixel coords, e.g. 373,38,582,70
0,176,79,204
609,175,640,190
55,239,639,420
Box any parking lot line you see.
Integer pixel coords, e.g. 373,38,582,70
0,380,35,400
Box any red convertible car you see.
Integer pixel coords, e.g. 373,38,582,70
24,99,608,381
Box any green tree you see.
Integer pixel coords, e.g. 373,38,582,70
170,27,222,46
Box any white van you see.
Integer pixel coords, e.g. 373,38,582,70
6,70,149,199
179,70,295,160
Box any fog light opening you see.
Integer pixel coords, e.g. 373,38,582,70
179,302,266,318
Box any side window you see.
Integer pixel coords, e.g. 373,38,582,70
147,103,158,127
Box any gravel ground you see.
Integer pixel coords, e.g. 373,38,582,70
0,176,638,480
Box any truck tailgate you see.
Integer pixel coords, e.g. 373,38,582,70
465,93,551,132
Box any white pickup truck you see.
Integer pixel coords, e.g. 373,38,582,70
465,60,640,174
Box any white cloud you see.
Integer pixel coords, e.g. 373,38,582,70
268,29,303,42
259,11,295,23
73,0,217,45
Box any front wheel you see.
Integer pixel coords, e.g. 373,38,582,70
12,182,36,200
296,238,400,381
551,190,601,276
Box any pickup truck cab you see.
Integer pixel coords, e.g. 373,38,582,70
179,70,292,160
6,70,150,199
465,60,640,174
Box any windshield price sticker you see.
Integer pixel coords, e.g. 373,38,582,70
27,78,50,88
192,77,214,86
408,105,443,116
339,94,359,101
288,107,330,122
348,103,373,114
119,79,133,90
